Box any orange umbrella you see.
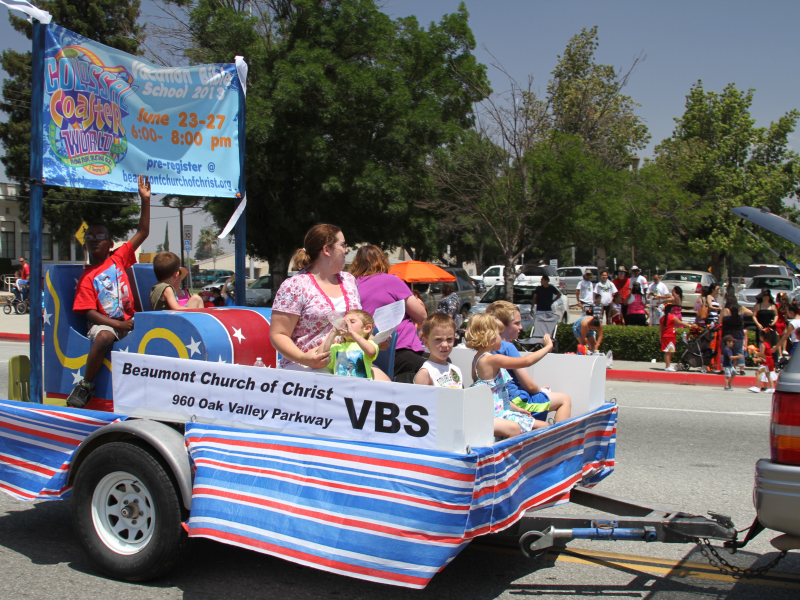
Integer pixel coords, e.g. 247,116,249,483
388,261,456,283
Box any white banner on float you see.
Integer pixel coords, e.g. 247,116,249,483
112,352,445,450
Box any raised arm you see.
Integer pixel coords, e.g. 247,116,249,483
130,175,151,251
488,334,554,371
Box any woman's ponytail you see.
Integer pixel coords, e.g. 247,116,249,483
291,248,311,271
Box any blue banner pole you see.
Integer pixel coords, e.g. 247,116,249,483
234,65,247,306
29,20,45,403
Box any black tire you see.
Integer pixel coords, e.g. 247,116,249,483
71,441,187,582
15,301,27,315
3,303,11,315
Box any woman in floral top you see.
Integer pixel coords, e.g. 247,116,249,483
270,224,361,371
436,283,460,318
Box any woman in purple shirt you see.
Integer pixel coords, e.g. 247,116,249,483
350,246,428,378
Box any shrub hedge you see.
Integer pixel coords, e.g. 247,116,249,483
555,323,758,365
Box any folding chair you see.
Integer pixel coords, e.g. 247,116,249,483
371,331,399,380
529,311,561,352
8,355,30,402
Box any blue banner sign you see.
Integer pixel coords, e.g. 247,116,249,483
42,24,243,197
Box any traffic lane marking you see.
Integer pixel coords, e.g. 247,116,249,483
468,544,800,588
619,405,770,416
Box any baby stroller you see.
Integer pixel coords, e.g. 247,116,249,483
677,325,719,372
3,282,29,315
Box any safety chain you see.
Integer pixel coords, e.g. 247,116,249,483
696,538,787,579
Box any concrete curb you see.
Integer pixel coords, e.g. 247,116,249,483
607,369,758,388
0,332,31,342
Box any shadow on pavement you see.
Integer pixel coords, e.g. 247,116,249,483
1,499,798,599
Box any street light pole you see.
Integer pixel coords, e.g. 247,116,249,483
178,206,185,268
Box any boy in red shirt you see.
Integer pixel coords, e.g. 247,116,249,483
67,175,151,408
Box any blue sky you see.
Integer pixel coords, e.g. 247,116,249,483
1,0,799,251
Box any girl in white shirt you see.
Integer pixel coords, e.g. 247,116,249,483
414,313,464,387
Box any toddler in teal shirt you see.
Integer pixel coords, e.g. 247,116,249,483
322,309,379,379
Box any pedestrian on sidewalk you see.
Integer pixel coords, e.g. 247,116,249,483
576,270,595,315
754,289,778,347
612,267,630,320
775,292,790,355
706,282,723,372
625,282,648,326
647,272,670,327
629,266,648,295
694,286,709,327
594,270,617,324
776,303,800,357
722,335,743,390
661,303,691,371
611,292,624,325
721,298,752,377
670,287,684,319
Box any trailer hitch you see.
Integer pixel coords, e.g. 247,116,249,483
520,521,657,558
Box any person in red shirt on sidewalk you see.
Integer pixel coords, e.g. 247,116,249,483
16,256,30,300
612,266,630,321
67,175,151,408
660,303,690,371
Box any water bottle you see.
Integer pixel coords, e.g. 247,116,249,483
254,357,265,367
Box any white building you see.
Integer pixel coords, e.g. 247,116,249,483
0,182,89,267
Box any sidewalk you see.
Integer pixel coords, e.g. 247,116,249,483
610,359,759,389
2,311,763,389
0,312,33,341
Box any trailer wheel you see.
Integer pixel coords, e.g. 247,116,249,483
14,301,27,315
71,441,187,581
519,530,550,560
3,303,11,315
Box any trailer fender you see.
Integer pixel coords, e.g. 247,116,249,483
68,419,192,511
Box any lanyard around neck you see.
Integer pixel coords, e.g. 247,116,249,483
307,272,350,312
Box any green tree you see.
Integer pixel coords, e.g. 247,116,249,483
195,226,222,261
546,26,650,170
0,0,144,247
425,27,650,296
668,81,800,279
158,0,488,290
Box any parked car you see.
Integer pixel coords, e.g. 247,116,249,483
741,264,794,290
731,205,800,553
557,266,598,294
245,274,273,306
201,277,230,292
415,267,476,317
467,284,536,332
478,265,522,288
195,269,233,286
514,264,561,290
738,275,800,309
660,270,719,309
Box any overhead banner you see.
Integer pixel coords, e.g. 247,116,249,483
42,24,243,197
112,353,440,450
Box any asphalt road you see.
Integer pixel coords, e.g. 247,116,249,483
1,377,798,599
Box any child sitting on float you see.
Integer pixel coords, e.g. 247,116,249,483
465,313,553,439
321,309,389,381
485,301,571,425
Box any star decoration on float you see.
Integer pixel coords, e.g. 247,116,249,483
218,355,227,363
71,370,82,384
232,327,245,343
42,308,51,325
119,347,129,352
186,337,202,357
